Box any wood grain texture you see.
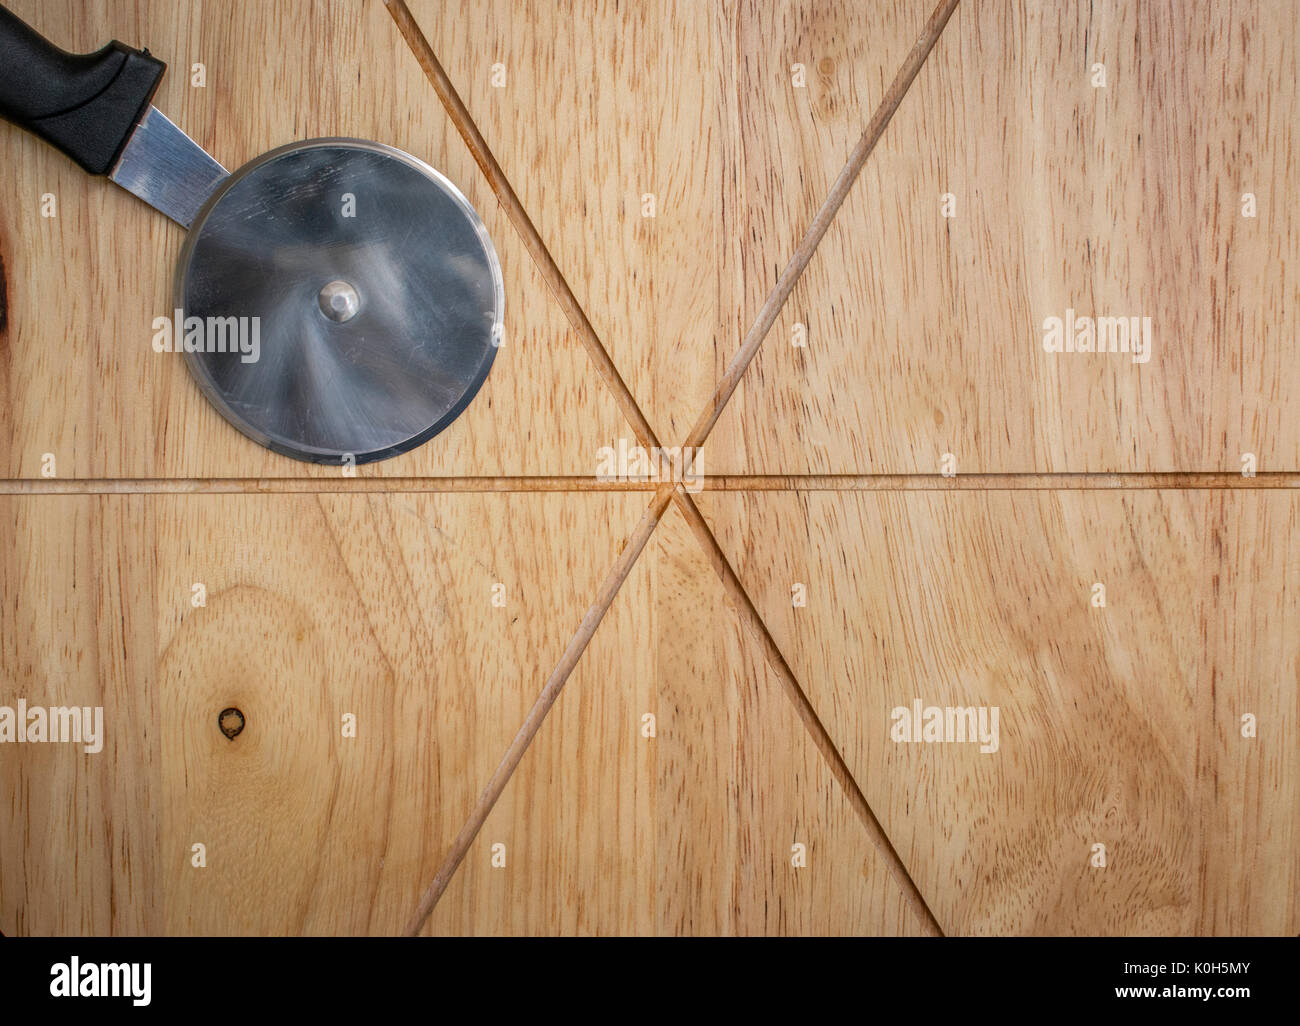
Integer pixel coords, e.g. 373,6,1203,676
426,501,926,935
405,0,937,447
710,0,1300,474
3,0,1298,941
698,489,1300,934
403,485,673,933
0,0,628,480
0,496,160,934
1,491,646,934
681,0,961,456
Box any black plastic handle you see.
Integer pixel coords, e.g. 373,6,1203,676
0,5,164,175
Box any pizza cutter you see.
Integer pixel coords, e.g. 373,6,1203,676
0,5,503,464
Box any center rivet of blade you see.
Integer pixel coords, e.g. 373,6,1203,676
318,280,360,323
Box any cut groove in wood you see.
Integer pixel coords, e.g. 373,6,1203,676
698,473,1300,492
390,0,955,936
0,477,662,495
670,486,945,937
403,485,675,935
384,0,663,455
4,472,1298,496
679,0,962,457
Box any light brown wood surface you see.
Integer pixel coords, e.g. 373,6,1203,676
408,0,941,446
709,0,1300,474
1,492,649,933
428,502,926,935
698,489,1300,934
1,0,1297,936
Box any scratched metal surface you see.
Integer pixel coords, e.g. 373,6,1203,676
178,139,503,464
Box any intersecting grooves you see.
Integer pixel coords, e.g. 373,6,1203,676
387,0,964,936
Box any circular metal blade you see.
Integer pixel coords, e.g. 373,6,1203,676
175,139,503,464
